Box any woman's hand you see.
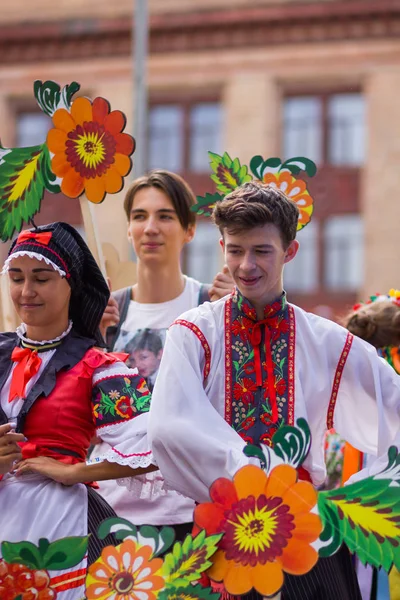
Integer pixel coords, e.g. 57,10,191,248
0,423,24,475
209,265,234,301
14,457,79,486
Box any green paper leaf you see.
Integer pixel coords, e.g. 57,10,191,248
163,531,222,586
190,192,224,217
208,151,252,195
1,540,43,569
41,536,89,570
281,156,317,177
97,517,138,541
271,417,311,467
250,156,282,179
0,144,60,241
159,583,220,600
243,444,268,470
34,79,80,116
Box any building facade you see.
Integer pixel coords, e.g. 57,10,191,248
1,0,400,323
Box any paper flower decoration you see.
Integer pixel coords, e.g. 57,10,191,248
48,96,134,204
86,539,165,600
194,464,322,597
0,80,136,241
191,152,316,231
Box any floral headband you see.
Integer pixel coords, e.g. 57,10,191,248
353,289,400,312
191,152,317,231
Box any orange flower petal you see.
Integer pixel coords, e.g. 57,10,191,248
47,128,67,154
292,191,312,208
52,108,76,133
281,481,318,515
113,153,132,177
84,175,106,204
207,550,230,581
280,538,319,575
71,96,93,126
104,166,123,194
293,512,323,542
251,561,284,597
233,464,268,499
87,560,114,581
115,132,135,156
265,464,298,499
92,97,110,125
85,582,109,599
286,178,307,197
223,561,253,595
61,167,84,198
209,477,238,507
104,110,126,134
51,153,70,178
194,502,226,534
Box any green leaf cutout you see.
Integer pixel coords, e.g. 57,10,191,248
280,156,317,177
209,151,252,195
191,192,224,216
249,155,282,179
2,540,43,569
0,144,60,241
41,536,89,570
97,517,138,541
158,583,220,600
271,417,311,468
34,80,80,116
243,444,268,471
162,531,222,586
318,455,400,572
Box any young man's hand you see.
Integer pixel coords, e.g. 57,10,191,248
0,423,24,475
100,296,120,338
209,265,234,301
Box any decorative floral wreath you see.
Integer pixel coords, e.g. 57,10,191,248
191,151,317,231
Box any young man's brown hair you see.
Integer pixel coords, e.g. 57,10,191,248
212,181,299,249
124,169,196,230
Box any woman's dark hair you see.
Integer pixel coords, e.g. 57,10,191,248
344,300,400,349
123,169,196,230
212,181,299,249
127,329,163,355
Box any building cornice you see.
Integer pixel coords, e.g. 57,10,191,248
1,0,400,64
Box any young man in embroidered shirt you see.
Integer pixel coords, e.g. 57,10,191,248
149,182,400,600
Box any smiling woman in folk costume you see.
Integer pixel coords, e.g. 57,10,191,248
0,222,156,599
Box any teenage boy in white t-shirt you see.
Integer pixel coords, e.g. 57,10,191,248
93,169,233,539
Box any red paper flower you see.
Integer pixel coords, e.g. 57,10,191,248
194,464,322,597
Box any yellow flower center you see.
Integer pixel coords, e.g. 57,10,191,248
75,132,106,169
229,504,278,555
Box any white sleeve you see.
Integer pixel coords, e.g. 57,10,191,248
148,321,254,503
333,335,400,478
89,362,154,469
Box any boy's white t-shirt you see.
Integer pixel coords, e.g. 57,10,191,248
92,275,203,525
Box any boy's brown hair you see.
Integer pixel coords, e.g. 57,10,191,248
212,181,299,249
124,169,196,230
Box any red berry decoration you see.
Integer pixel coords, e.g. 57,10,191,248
0,560,57,600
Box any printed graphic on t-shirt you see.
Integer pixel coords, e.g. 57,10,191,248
114,327,167,391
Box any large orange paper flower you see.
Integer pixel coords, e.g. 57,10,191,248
262,171,314,230
47,96,135,203
194,464,322,597
86,539,165,600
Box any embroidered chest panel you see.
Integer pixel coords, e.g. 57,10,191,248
224,292,295,446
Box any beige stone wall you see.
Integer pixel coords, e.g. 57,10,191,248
0,0,334,23
362,69,400,295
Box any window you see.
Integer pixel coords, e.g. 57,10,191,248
284,220,318,293
283,97,322,164
282,92,365,166
16,112,52,147
328,94,366,166
189,103,223,172
148,100,222,174
185,221,222,283
324,215,364,291
148,105,184,172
